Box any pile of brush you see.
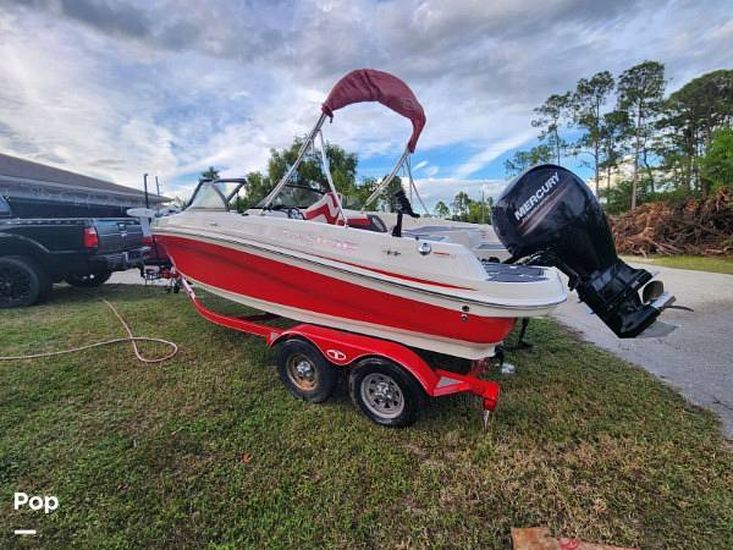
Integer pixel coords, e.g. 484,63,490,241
610,188,733,256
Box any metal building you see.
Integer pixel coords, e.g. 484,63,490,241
0,153,168,218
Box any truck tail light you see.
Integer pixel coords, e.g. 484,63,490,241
142,235,154,246
83,227,99,249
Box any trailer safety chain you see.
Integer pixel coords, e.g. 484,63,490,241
0,298,178,364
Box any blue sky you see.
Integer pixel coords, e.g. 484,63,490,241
1,0,732,208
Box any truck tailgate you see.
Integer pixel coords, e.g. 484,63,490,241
93,219,144,253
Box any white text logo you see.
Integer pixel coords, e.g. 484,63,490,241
14,492,59,514
514,172,560,222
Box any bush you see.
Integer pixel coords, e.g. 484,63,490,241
701,127,733,193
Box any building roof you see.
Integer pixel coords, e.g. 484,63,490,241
0,152,169,204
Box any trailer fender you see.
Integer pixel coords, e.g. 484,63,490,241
271,324,440,392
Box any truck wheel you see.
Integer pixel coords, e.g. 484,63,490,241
276,339,338,403
0,256,49,308
65,270,112,287
349,358,423,427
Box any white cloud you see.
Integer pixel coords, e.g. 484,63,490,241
424,165,439,177
0,0,732,205
0,8,177,186
452,130,537,179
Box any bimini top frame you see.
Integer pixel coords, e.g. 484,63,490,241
259,69,427,222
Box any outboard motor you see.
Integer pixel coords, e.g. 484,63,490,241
492,164,675,338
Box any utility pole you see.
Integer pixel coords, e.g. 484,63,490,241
155,176,161,198
143,173,149,209
481,188,486,223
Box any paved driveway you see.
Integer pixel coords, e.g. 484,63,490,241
552,264,733,438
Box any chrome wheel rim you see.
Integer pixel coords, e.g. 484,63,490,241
286,353,318,391
360,373,404,419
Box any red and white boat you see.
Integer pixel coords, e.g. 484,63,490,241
153,69,566,360
150,69,676,427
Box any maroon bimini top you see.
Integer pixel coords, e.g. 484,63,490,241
321,68,426,153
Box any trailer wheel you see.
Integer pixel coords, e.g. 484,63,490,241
0,256,49,309
277,339,338,403
349,358,423,427
65,270,112,287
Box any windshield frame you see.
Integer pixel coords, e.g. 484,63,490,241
187,178,247,211
255,180,330,210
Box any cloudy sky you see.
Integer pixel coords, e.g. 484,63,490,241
1,0,731,205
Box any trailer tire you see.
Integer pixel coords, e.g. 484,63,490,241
65,270,112,287
349,358,423,427
277,339,338,403
0,256,49,308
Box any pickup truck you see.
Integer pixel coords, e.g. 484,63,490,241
0,195,147,308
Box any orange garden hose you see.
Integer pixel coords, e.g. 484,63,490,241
0,298,178,363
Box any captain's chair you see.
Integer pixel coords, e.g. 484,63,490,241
303,192,342,224
303,192,374,229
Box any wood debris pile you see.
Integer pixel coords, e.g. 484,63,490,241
610,188,733,256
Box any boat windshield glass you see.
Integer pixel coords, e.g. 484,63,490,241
257,179,359,210
189,180,244,210
266,181,326,209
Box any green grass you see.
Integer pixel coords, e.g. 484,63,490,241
623,254,733,275
1,285,731,549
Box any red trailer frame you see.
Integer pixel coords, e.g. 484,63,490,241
180,278,501,427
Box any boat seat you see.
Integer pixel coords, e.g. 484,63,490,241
304,192,372,228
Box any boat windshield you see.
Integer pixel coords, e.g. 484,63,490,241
189,177,358,213
255,179,358,210
189,180,245,210
259,180,327,209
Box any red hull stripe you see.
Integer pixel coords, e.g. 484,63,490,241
158,235,515,345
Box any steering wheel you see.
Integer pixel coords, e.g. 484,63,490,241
266,204,304,220
286,207,304,220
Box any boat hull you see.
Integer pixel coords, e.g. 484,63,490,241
157,234,516,359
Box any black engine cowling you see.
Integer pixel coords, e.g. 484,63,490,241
492,164,674,338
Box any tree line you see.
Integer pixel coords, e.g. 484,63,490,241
199,139,494,224
199,137,404,212
506,62,733,212
433,192,493,224
197,63,731,220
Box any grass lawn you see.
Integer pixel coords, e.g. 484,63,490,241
623,254,733,275
1,285,731,548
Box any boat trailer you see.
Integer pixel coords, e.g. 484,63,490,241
178,278,502,428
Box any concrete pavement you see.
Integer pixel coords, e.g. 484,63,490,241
552,263,733,438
